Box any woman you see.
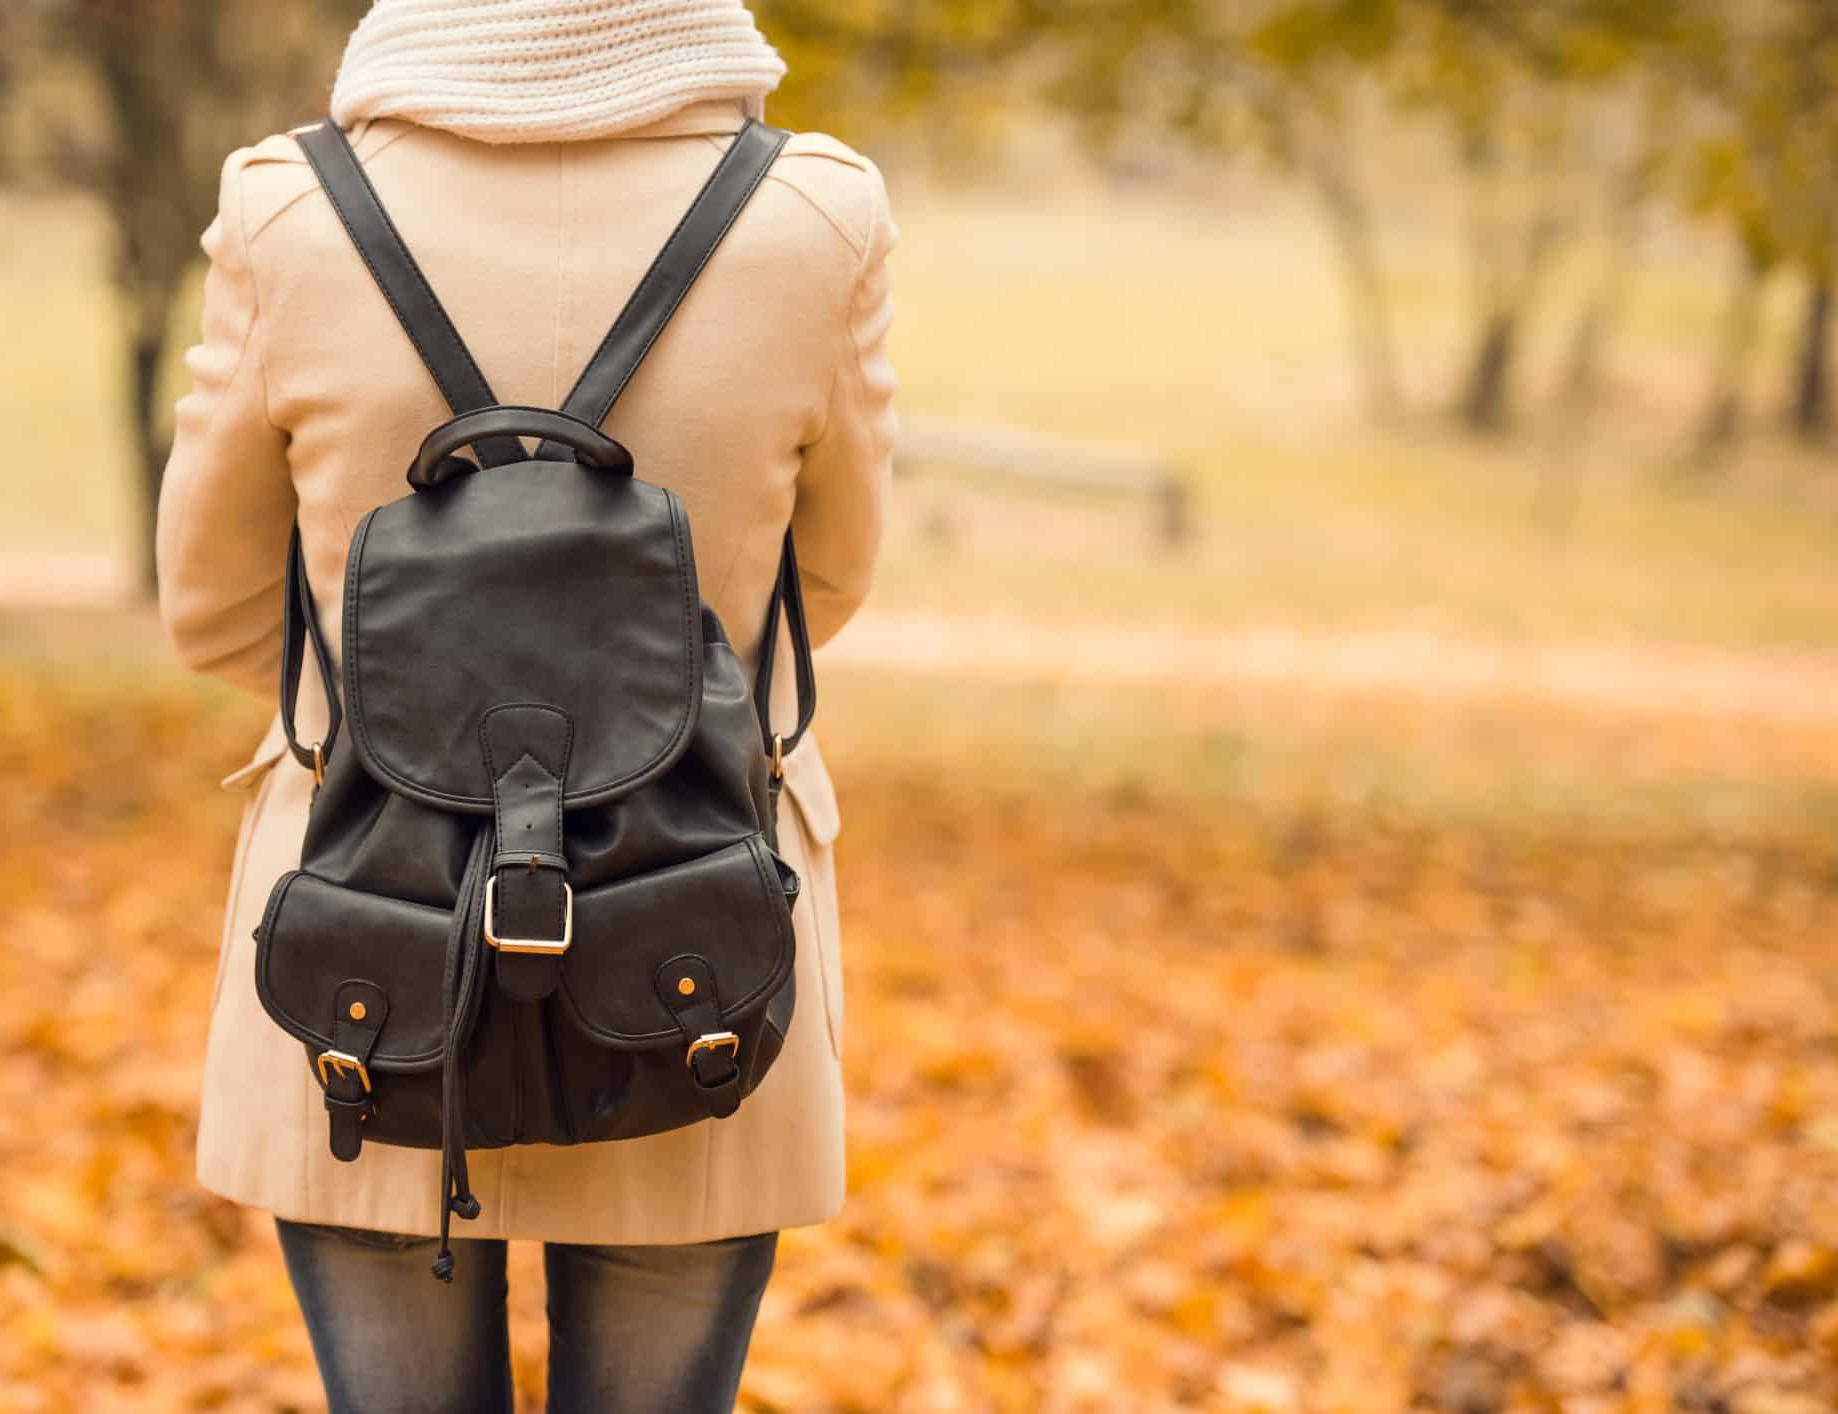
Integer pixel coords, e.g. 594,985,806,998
155,0,894,1408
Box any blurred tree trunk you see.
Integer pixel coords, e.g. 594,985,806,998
1558,159,1648,423
94,42,201,594
1456,143,1568,436
1787,273,1831,442
7,2,368,595
1459,310,1519,433
128,313,175,588
1307,152,1404,421
1557,283,1618,423
1695,245,1770,466
1236,75,1404,423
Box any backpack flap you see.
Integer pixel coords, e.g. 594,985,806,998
342,463,705,813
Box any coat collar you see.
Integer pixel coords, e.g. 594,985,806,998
344,98,755,155
611,98,755,139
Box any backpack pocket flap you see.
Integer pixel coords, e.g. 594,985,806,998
255,871,452,1071
560,836,795,1048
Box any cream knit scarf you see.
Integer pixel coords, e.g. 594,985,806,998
329,0,786,143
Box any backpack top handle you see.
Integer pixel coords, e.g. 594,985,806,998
408,406,635,489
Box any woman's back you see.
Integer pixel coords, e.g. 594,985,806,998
157,6,893,1402
160,98,894,721
157,94,890,1249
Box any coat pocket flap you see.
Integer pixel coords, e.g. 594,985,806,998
255,872,451,1071
781,735,840,846
559,836,796,1048
220,717,292,791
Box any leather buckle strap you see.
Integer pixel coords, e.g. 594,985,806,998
314,981,387,1163
657,956,742,1118
315,1049,372,1093
685,1031,740,1070
483,876,574,955
481,705,573,1003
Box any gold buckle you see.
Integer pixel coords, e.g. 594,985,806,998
685,1031,740,1069
483,877,574,955
769,733,784,782
311,741,326,789
315,1049,371,1093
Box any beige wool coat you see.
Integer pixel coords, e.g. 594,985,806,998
156,98,894,1243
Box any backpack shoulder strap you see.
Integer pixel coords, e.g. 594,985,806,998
280,525,341,778
294,120,523,468
544,118,816,772
546,119,791,441
280,118,819,779
753,527,817,777
281,119,529,774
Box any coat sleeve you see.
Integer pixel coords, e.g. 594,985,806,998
155,147,296,700
790,160,897,650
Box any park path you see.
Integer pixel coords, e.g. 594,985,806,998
7,555,1834,725
824,609,1838,726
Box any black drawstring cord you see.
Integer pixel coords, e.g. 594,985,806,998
433,1160,457,1283
433,828,491,1282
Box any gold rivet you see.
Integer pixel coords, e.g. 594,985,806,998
348,1001,367,1021
677,977,696,996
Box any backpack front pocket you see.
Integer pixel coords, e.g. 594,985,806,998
558,835,796,1047
255,871,453,1072
253,835,799,1151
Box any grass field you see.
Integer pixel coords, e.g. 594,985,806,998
7,175,1838,652
881,176,1838,651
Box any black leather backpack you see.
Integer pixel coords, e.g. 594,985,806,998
252,118,812,1279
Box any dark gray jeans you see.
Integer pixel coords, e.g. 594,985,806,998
275,1218,777,1414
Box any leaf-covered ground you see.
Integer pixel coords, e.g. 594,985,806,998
5,667,1838,1413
